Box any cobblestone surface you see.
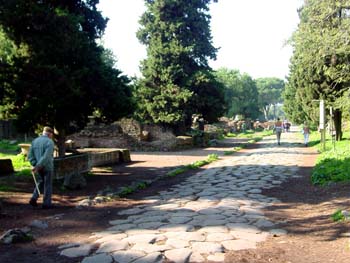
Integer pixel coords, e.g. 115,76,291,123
58,129,307,262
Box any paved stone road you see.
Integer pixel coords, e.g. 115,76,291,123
58,128,307,263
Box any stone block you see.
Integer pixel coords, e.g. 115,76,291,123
54,153,90,180
77,148,131,165
18,143,31,156
118,149,131,162
176,136,193,147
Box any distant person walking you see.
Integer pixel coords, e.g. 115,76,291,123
274,118,283,145
302,123,310,147
28,126,55,209
283,120,291,132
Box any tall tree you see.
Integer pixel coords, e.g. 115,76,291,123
282,76,306,124
0,0,133,155
286,0,350,140
0,26,28,119
135,0,223,133
256,77,285,121
215,68,259,119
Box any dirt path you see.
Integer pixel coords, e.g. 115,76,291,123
0,129,349,263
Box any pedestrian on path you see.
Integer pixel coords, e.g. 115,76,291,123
302,122,310,147
28,126,55,209
274,118,283,145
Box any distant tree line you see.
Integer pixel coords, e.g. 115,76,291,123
215,69,284,121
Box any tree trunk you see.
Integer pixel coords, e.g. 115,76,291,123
334,109,342,141
55,128,66,157
263,105,270,121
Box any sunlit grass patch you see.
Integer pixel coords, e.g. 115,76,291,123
166,154,219,177
311,132,350,185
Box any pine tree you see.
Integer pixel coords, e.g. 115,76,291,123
135,0,223,133
286,0,350,139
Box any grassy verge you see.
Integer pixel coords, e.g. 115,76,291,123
311,131,350,185
225,129,273,139
166,154,219,177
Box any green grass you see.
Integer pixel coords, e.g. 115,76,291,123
116,181,150,197
0,140,32,190
331,209,349,222
0,139,20,153
166,154,219,177
0,185,17,192
0,139,31,169
226,129,271,138
311,131,350,185
11,154,32,170
224,146,243,155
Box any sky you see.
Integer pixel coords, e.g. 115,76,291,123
97,0,304,80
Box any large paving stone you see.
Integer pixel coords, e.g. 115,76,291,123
202,219,229,226
189,252,205,262
167,216,192,224
231,230,269,242
132,252,164,263
131,243,172,253
94,233,127,244
254,219,275,228
158,224,194,232
164,248,192,263
137,221,165,229
226,223,260,233
81,253,113,263
96,240,129,253
222,239,257,251
134,215,167,224
118,207,144,215
206,232,234,242
109,219,131,225
60,244,93,258
125,229,160,235
207,253,225,262
190,242,223,254
193,214,226,221
107,223,136,232
198,226,229,233
164,231,206,242
112,250,146,263
122,234,158,244
165,238,190,248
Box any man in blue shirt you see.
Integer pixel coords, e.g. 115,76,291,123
28,126,55,209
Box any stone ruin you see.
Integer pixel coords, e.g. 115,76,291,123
67,117,275,153
68,118,178,151
215,117,275,133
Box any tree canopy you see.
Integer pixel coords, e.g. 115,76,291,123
134,0,224,133
215,68,260,120
256,77,285,121
0,0,134,154
285,0,350,139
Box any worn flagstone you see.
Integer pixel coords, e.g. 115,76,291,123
58,130,309,262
